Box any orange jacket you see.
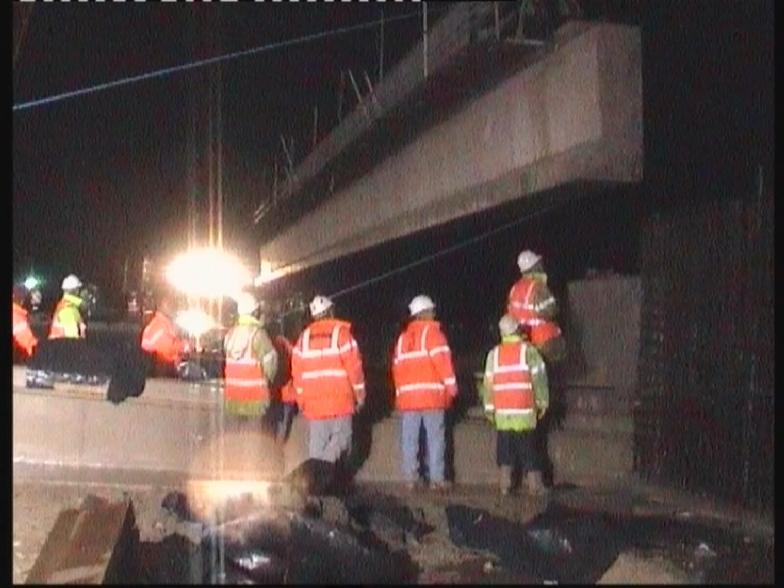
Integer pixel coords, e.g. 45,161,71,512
507,276,561,346
141,311,189,364
273,335,297,405
292,318,365,420
392,319,457,411
13,302,38,357
485,340,535,415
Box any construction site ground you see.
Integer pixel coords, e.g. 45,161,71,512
12,467,774,585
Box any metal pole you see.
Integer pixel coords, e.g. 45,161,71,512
348,69,371,123
423,3,428,79
741,163,764,504
217,61,224,326
217,63,223,253
379,8,385,83
208,74,214,251
337,70,345,122
313,105,318,149
495,2,500,42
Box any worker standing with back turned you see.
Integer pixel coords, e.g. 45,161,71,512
12,285,38,358
507,250,565,363
392,295,457,493
223,293,278,434
291,295,366,464
140,296,191,376
48,274,87,340
482,314,549,496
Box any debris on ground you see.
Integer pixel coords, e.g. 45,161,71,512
13,479,775,584
597,552,690,584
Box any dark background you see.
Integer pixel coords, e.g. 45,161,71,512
12,2,435,306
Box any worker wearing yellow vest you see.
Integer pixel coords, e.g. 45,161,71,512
12,285,38,358
392,295,457,492
48,274,87,340
481,314,549,496
291,295,366,464
507,250,565,363
223,293,278,430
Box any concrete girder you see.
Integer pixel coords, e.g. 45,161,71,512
259,22,642,275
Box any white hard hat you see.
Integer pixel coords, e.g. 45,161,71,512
409,294,436,317
498,314,519,337
236,292,259,315
61,274,82,291
517,250,542,273
309,295,334,318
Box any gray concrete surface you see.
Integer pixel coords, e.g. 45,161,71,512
563,275,642,391
14,365,631,487
259,22,643,274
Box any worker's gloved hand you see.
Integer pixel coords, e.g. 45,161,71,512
485,410,495,424
356,399,365,411
537,406,547,420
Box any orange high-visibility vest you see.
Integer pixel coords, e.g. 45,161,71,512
12,302,38,357
392,319,457,412
273,335,297,405
224,323,270,406
507,277,561,346
486,340,535,417
140,311,189,364
292,318,365,420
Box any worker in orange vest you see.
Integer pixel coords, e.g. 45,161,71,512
48,274,87,340
507,250,565,363
12,285,38,359
291,295,365,464
481,314,549,496
223,293,278,431
141,296,191,376
392,295,457,492
272,332,297,443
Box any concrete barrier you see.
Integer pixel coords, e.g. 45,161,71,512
13,367,632,486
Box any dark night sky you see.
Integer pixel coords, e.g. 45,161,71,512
11,1,773,329
12,2,432,302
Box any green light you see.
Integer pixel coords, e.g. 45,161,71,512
24,276,40,290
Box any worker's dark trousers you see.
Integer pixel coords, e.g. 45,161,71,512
496,429,539,473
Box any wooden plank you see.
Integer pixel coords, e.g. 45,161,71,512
25,496,137,584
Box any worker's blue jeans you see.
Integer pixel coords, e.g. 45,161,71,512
308,415,352,463
400,409,446,483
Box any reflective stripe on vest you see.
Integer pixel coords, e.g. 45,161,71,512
394,325,437,395
488,342,534,414
298,323,341,361
224,324,268,402
293,320,359,419
49,297,85,339
510,280,540,325
295,324,357,359
509,278,558,330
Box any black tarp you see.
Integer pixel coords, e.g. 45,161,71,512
26,338,146,404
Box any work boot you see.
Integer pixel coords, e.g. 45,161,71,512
525,470,548,497
430,480,453,494
499,466,513,496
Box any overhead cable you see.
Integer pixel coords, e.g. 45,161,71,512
273,196,570,319
326,199,568,301
13,11,422,112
